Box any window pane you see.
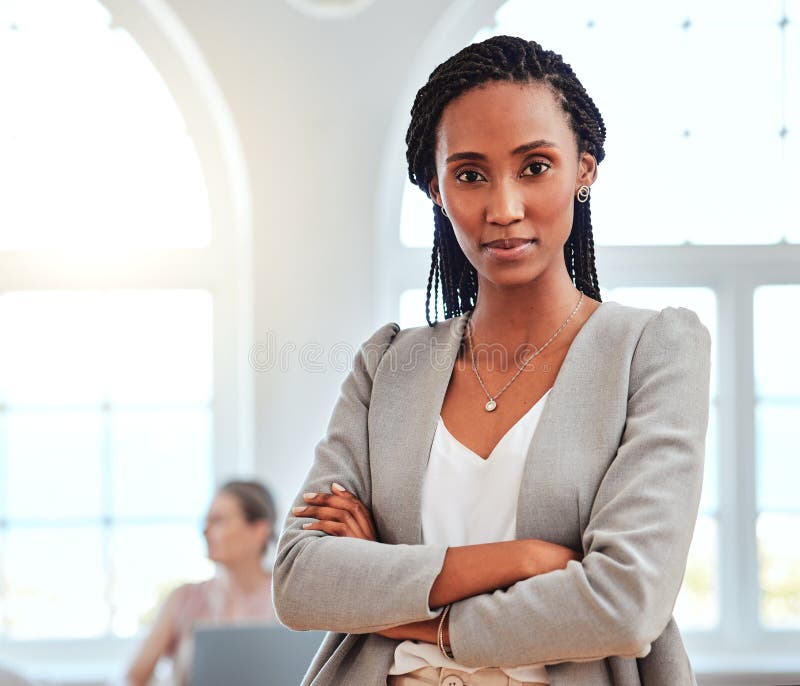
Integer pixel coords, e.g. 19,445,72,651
0,290,213,406
754,286,800,399
105,290,213,405
0,527,6,630
0,292,106,406
399,288,445,329
756,403,800,512
787,15,800,243
109,524,213,637
455,0,794,246
111,409,212,519
0,412,6,521
4,526,107,639
5,409,104,521
0,0,211,250
700,404,718,515
758,512,800,628
669,1,783,245
674,514,718,630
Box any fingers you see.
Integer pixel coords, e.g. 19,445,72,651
329,484,377,540
292,484,377,540
299,518,362,538
294,504,367,538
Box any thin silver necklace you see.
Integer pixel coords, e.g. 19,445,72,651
465,291,584,412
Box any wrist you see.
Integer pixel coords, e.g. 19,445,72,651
437,604,454,659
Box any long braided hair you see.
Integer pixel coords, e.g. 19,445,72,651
405,35,606,326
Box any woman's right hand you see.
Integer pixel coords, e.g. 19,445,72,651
292,483,378,541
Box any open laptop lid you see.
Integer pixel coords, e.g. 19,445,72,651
191,623,326,686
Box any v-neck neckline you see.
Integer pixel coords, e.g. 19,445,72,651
434,299,611,464
438,387,552,463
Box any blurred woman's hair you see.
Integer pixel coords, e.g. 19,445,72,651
219,479,277,554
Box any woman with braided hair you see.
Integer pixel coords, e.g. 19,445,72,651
274,35,711,685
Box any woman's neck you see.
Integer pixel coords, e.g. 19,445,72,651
220,560,270,595
467,275,584,348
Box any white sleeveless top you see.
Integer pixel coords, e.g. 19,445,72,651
389,389,552,683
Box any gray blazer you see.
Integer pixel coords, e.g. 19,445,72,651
273,301,712,685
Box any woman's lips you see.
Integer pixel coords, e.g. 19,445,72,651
483,239,536,261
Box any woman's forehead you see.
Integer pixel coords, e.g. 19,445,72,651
435,80,573,159
209,491,241,514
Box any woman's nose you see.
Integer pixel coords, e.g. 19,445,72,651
486,178,524,225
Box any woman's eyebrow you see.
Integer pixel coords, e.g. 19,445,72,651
445,139,558,164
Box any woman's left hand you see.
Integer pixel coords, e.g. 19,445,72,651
292,483,378,541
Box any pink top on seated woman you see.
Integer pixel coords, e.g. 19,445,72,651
125,480,280,686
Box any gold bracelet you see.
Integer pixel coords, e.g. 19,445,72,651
437,604,454,659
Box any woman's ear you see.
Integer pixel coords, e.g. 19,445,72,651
428,175,442,207
252,520,270,553
576,152,598,188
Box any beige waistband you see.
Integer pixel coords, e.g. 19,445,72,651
387,666,548,686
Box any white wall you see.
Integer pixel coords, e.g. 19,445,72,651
162,0,456,513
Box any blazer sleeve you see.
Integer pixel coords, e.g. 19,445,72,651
448,306,712,667
271,321,449,633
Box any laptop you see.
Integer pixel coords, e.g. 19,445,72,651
192,624,327,686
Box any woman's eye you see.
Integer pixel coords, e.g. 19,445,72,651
455,169,482,183
523,161,551,176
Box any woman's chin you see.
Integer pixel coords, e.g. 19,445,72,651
206,550,224,564
482,267,541,290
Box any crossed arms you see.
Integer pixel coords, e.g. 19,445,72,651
293,483,581,646
272,307,711,667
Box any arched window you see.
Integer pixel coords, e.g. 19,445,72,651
382,0,800,671
0,0,253,673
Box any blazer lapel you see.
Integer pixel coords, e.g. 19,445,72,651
369,313,468,545
515,300,613,542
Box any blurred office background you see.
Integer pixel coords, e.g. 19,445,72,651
0,0,798,684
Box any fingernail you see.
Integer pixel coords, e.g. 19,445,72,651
292,506,307,514
303,492,317,499
331,482,346,492
302,522,312,528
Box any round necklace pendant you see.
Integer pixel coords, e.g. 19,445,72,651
485,399,497,412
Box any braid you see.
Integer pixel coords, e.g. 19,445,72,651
566,198,601,300
424,210,441,322
405,35,606,325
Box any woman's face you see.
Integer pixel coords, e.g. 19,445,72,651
428,79,597,291
203,491,269,565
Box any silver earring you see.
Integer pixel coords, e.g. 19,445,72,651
576,185,590,203
441,205,448,217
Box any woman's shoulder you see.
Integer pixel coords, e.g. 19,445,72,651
388,314,461,346
355,317,453,376
598,300,711,372
169,577,221,612
597,300,708,336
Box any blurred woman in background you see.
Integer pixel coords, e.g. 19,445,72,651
126,480,279,686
